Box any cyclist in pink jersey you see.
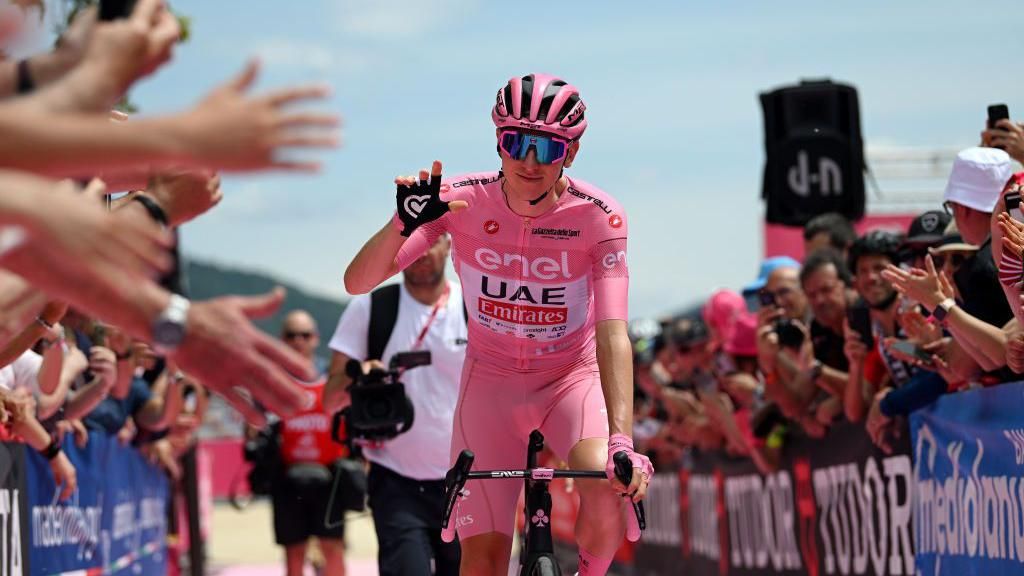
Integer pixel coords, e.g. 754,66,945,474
344,73,652,576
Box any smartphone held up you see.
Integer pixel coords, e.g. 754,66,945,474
988,103,1011,150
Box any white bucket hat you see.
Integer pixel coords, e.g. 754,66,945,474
943,147,1013,213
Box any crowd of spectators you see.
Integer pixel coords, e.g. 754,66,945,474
632,123,1024,474
0,0,337,499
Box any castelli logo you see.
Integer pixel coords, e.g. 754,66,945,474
484,220,500,234
609,214,623,228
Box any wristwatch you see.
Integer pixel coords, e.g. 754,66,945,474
931,298,956,324
152,294,190,354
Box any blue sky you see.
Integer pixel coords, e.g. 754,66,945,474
26,0,1024,317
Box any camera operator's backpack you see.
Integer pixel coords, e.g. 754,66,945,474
367,283,468,362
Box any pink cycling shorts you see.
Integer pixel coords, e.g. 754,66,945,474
448,355,609,539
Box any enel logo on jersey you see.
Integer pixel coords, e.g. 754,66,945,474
474,248,571,280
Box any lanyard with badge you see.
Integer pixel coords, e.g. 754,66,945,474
406,282,450,357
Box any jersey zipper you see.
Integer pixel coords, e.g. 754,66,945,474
517,216,531,369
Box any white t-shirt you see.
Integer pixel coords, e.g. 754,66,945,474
329,281,467,480
0,349,42,394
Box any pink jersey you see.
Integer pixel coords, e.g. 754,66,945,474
396,172,628,370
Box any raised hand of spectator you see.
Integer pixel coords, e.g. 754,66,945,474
755,307,781,369
61,0,180,111
781,318,815,370
142,170,223,227
881,256,952,310
88,346,117,391
997,212,1024,265
107,325,132,359
38,301,70,327
176,60,339,172
49,450,77,501
899,306,943,346
169,287,314,426
7,7,97,95
843,320,868,366
55,419,90,449
0,271,46,342
1,177,174,309
2,390,35,424
63,345,89,379
983,120,1024,164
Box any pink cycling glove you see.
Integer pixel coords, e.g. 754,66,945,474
606,434,654,488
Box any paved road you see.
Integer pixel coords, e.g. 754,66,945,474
208,499,380,575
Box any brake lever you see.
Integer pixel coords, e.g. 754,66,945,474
442,450,475,529
613,451,647,541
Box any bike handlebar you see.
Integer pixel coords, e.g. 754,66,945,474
441,449,646,540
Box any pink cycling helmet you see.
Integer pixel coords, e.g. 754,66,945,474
492,73,587,140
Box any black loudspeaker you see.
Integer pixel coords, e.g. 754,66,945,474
760,79,865,226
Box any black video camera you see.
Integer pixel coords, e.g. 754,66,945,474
332,351,430,442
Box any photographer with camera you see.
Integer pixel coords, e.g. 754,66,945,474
261,310,347,576
751,257,819,426
325,235,466,576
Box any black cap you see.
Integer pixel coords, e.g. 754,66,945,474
905,210,951,247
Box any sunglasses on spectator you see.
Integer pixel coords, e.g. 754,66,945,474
284,331,315,340
498,130,570,165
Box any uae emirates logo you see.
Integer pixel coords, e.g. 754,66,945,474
484,220,500,234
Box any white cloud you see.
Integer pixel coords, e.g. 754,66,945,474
254,38,339,74
331,0,477,38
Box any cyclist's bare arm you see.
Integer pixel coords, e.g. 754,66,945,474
344,222,405,295
596,319,634,438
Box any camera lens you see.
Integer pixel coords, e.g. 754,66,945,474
367,397,394,420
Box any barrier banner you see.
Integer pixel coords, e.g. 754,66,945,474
0,442,29,576
634,420,915,576
24,433,168,576
910,382,1024,576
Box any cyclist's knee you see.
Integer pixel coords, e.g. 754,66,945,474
568,437,608,472
460,532,512,576
568,437,613,496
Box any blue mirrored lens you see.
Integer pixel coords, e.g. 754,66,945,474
500,132,566,164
